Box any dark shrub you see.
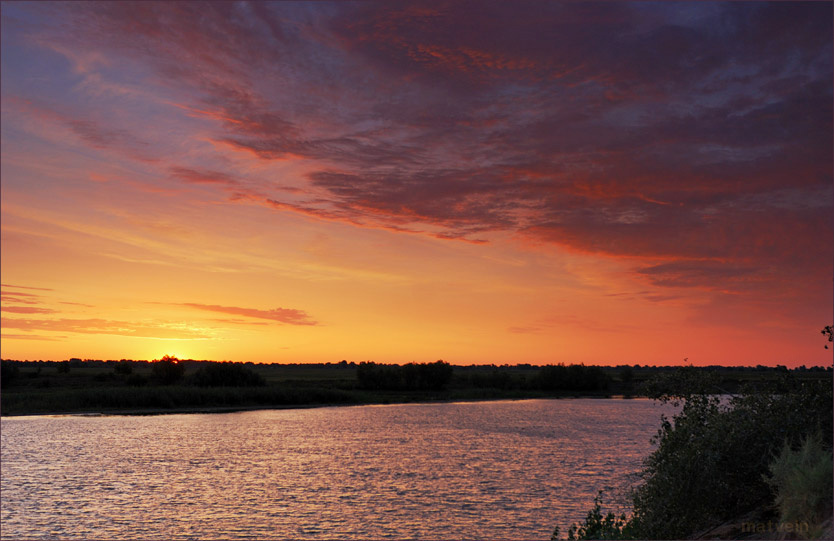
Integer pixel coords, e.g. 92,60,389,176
151,355,184,384
1,360,20,388
357,360,452,391
356,361,403,390
629,368,830,539
537,363,609,392
114,360,133,375
191,361,265,387
471,370,517,390
559,367,833,540
125,374,147,386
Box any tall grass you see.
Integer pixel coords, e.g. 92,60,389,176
767,431,833,539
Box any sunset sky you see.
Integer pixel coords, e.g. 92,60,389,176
1,1,832,366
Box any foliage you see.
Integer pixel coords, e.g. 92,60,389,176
191,361,265,387
823,325,833,349
1,360,20,388
468,370,523,390
151,355,185,384
618,366,634,387
766,431,833,538
125,374,147,386
536,363,609,393
638,364,722,403
629,369,832,539
114,360,133,375
553,492,637,540
556,365,833,540
356,360,453,391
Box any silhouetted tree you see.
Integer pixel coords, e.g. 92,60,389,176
1,360,20,388
471,369,516,390
822,325,833,349
619,365,634,386
357,361,403,390
356,360,453,391
537,363,609,392
418,360,453,390
114,359,133,375
191,361,265,387
151,355,184,384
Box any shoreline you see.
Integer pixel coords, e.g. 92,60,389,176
0,392,645,418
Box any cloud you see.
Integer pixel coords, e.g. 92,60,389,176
177,303,318,326
508,325,544,335
169,166,240,186
11,1,832,313
1,317,210,339
1,283,54,291
7,97,158,163
1,333,67,342
1,292,44,305
1,306,57,315
66,118,155,162
1,285,93,312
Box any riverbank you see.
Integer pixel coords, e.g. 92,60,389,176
2,359,829,417
0,385,623,417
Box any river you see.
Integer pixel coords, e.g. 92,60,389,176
1,398,676,539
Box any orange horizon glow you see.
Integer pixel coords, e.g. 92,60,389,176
1,3,832,368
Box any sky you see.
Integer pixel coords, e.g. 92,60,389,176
1,1,832,366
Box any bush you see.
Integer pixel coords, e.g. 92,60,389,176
631,373,832,538
553,492,636,540
536,363,609,392
125,374,147,386
766,431,833,538
470,370,519,390
356,360,453,391
561,366,833,540
151,356,184,384
191,362,265,387
1,360,20,388
114,360,133,375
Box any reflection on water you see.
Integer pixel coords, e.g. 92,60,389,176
1,399,676,539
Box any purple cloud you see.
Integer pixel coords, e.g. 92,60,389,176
5,1,831,320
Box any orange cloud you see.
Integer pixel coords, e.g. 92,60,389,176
1,318,210,339
1,306,57,314
177,303,317,326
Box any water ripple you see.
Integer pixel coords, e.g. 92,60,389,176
2,399,676,540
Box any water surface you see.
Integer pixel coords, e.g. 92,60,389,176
1,399,675,539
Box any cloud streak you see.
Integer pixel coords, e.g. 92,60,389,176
1,317,210,340
176,303,318,326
